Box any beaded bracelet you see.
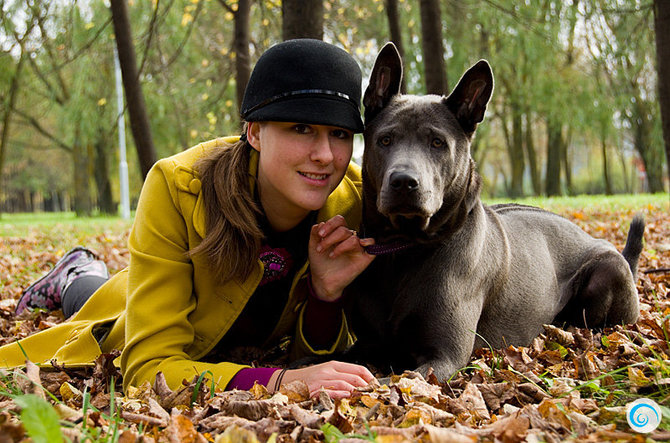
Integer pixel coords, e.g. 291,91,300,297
273,368,288,392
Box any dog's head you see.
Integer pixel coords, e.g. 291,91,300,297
362,43,493,243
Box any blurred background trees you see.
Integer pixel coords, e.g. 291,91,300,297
0,0,667,216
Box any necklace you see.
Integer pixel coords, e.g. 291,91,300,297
258,245,293,286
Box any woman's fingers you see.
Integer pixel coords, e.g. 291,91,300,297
329,360,376,383
279,361,376,399
315,225,358,254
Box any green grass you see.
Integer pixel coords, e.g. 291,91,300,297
483,192,669,213
0,212,134,237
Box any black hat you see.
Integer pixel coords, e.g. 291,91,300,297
240,39,364,133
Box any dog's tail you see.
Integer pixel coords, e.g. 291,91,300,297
622,214,645,277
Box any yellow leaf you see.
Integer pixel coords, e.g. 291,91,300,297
97,98,107,106
398,407,432,427
190,129,198,138
207,111,216,125
85,22,95,30
628,366,652,387
181,12,193,27
249,382,269,399
59,382,83,404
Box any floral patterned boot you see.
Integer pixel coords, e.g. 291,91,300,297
15,246,101,315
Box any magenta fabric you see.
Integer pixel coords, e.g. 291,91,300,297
303,277,343,349
225,367,280,390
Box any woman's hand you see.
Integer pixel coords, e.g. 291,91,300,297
269,361,376,399
308,215,375,302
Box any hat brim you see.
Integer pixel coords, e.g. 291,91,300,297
244,96,364,133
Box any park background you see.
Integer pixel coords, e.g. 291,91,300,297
1,0,669,219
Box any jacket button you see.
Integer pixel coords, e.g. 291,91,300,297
189,179,202,194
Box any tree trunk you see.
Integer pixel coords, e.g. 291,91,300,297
601,137,612,195
282,0,323,40
419,0,448,94
73,129,92,217
234,0,251,113
508,109,524,197
561,128,573,195
385,0,407,93
546,118,562,196
0,52,25,218
617,144,631,193
94,140,116,214
654,0,670,188
633,100,665,192
110,0,157,179
524,112,541,195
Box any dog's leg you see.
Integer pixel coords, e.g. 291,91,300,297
556,251,639,328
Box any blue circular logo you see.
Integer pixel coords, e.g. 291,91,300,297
626,398,662,433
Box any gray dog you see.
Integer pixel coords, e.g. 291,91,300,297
344,43,644,381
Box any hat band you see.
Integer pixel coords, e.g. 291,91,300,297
242,89,359,117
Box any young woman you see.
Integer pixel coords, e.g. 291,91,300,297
1,39,376,399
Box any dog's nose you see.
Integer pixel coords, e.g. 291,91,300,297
390,171,419,193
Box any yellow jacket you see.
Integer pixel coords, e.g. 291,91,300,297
0,137,363,391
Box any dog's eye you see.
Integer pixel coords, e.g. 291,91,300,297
431,138,445,149
379,136,392,147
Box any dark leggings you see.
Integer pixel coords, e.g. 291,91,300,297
61,276,107,318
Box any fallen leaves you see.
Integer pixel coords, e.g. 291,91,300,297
0,205,668,441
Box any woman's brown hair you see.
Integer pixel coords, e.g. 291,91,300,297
189,133,264,283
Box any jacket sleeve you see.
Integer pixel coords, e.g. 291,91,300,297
120,160,247,391
290,279,354,359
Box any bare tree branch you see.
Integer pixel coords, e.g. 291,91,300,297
12,108,72,153
216,0,235,14
137,0,162,76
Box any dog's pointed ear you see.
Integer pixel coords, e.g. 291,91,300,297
363,43,403,123
444,60,493,135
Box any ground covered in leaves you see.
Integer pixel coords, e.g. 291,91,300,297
0,201,669,442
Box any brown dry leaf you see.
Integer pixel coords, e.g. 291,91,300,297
249,381,269,400
423,424,477,442
23,360,45,399
279,379,310,403
327,398,356,433
476,382,516,412
537,398,572,430
459,382,491,422
501,345,535,373
394,371,442,403
487,413,530,443
212,425,261,443
160,413,207,443
627,366,652,387
543,324,575,347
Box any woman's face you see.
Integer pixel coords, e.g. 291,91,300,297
247,121,354,231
